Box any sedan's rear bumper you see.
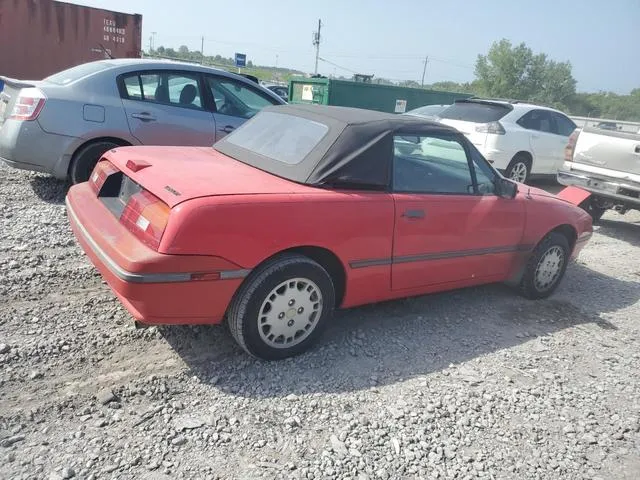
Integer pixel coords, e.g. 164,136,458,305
557,162,640,208
65,182,248,325
0,119,77,179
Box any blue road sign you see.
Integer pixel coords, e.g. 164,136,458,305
235,53,246,68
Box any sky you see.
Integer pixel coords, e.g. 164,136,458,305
70,0,640,94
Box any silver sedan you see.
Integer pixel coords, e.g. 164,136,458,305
0,59,286,183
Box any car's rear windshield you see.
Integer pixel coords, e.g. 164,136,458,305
44,61,110,85
220,111,329,165
439,101,512,123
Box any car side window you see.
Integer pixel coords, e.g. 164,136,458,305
121,72,203,110
392,134,475,194
517,109,555,134
123,76,142,100
206,76,279,119
552,112,577,136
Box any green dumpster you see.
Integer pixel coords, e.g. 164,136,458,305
288,77,472,113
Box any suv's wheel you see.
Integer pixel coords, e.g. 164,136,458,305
227,254,335,360
505,154,531,184
69,141,120,184
519,232,570,300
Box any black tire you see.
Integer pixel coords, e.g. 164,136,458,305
578,197,606,224
504,153,531,184
69,141,120,184
519,232,571,300
227,254,335,360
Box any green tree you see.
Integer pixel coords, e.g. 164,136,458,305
178,45,189,55
475,39,576,106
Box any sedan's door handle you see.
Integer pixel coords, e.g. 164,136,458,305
634,145,640,154
402,209,425,219
218,125,235,134
131,112,156,122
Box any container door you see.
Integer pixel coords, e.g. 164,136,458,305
120,71,215,146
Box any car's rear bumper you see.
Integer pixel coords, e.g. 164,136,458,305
0,119,76,179
65,182,249,325
557,161,640,208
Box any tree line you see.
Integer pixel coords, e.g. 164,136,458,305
151,40,640,121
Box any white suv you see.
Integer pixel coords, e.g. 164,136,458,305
437,99,577,183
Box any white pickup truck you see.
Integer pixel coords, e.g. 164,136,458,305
557,127,640,221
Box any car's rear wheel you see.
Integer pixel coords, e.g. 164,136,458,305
227,254,335,360
69,141,121,184
519,232,570,299
505,154,531,184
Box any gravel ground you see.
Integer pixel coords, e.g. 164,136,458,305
1,162,639,480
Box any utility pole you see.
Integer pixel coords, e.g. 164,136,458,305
313,19,322,75
201,36,205,64
421,56,428,87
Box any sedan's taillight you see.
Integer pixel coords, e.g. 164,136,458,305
120,189,170,250
9,88,46,121
475,121,506,135
564,128,580,162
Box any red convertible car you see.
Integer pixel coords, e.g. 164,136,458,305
66,104,593,360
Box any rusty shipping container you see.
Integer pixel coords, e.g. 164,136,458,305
0,0,142,80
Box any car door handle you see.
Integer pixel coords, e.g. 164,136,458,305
131,112,156,122
218,125,235,133
531,134,540,139
634,145,640,154
402,209,425,219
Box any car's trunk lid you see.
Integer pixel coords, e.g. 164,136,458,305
438,100,513,149
437,118,488,148
101,146,318,207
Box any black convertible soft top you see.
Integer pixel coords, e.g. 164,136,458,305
213,104,459,188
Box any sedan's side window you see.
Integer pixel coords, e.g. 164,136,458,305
121,72,204,110
393,135,475,194
206,76,279,119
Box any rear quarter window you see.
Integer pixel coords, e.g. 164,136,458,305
439,102,512,123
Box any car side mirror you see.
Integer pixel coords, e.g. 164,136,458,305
497,177,518,199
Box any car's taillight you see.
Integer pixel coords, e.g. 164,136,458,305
564,128,580,162
120,189,170,250
9,88,46,121
90,160,120,193
475,121,505,135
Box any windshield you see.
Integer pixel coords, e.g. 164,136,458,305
219,111,329,165
439,101,512,123
44,61,110,85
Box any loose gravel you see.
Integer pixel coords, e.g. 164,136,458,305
1,163,639,480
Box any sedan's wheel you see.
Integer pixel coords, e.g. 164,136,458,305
227,254,335,360
505,154,531,184
69,141,120,184
519,232,570,300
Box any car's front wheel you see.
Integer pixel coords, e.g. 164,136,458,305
578,196,606,223
519,232,570,300
227,254,335,360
